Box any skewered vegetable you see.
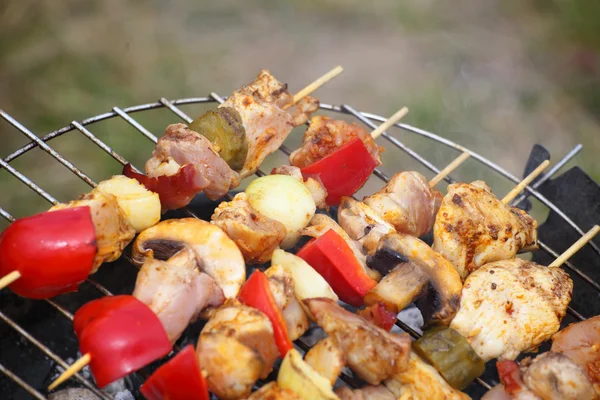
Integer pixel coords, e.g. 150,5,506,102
300,137,378,206
0,207,97,299
73,295,172,388
247,382,302,400
357,302,397,332
413,326,485,390
304,337,346,386
297,228,377,307
95,175,161,232
140,344,209,400
50,190,135,272
364,232,463,326
277,349,340,400
246,174,316,248
188,107,248,171
132,218,246,299
271,249,338,306
238,270,294,357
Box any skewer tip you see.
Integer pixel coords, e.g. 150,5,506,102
429,151,471,187
0,270,21,291
501,159,551,204
48,353,92,391
370,107,409,139
291,65,344,105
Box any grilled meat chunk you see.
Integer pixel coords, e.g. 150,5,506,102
335,385,396,400
133,247,224,343
197,300,279,400
221,70,318,179
247,382,302,400
384,352,471,400
364,171,442,237
289,115,384,169
49,190,135,272
211,192,287,264
305,298,411,385
304,337,346,386
146,123,240,201
552,315,600,390
450,258,572,361
433,181,538,279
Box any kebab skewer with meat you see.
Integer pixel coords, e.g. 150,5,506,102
123,68,344,211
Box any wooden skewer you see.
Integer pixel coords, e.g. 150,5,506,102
48,353,92,391
501,160,551,205
429,152,471,188
288,65,344,106
549,225,600,268
0,270,21,291
370,107,409,139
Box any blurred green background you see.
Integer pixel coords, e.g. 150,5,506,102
1,0,600,228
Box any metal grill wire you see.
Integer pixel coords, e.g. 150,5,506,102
0,95,593,399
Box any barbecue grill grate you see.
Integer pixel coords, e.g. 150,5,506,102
0,95,597,400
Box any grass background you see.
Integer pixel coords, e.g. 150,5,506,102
1,0,600,228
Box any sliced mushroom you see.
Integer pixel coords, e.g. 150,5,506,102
364,233,463,326
132,218,246,298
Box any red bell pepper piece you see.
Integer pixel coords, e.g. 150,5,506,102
140,344,209,400
300,137,377,206
296,229,377,307
0,207,97,299
496,360,524,394
123,163,201,212
74,295,172,388
238,270,293,357
357,303,397,332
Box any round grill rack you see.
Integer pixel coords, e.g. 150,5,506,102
0,95,597,400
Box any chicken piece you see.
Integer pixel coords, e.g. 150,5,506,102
289,115,384,169
305,298,411,385
363,171,442,238
146,123,241,201
271,165,328,209
433,181,538,279
335,385,396,400
220,70,318,179
49,191,135,272
552,315,600,390
384,351,471,400
265,264,309,341
211,192,287,264
300,213,380,281
450,258,573,361
247,382,303,400
132,248,225,343
305,337,346,386
197,300,279,399
522,352,596,400
337,196,396,256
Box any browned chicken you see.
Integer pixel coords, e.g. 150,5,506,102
336,385,396,400
364,171,442,238
385,351,471,400
221,70,319,179
552,315,600,392
197,300,279,400
211,192,287,264
49,190,135,272
304,337,346,386
246,382,302,400
305,298,411,385
289,115,384,169
433,181,538,279
265,264,309,341
450,258,572,361
146,123,241,200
